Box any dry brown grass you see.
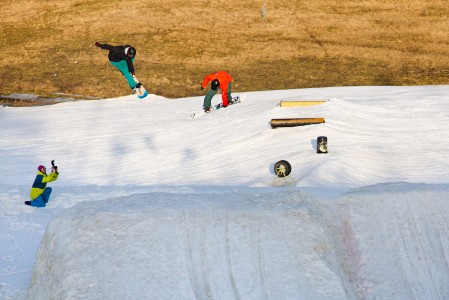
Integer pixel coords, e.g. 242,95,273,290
1,0,448,100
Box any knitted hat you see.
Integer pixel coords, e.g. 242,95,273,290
38,165,45,172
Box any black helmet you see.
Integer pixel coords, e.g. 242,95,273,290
211,79,220,90
126,47,136,58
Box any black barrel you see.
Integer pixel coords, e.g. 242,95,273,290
317,136,328,153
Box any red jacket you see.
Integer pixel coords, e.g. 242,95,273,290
201,71,233,105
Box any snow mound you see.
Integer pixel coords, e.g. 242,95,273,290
28,184,449,299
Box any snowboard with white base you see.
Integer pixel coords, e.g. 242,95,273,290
191,94,246,118
132,75,148,99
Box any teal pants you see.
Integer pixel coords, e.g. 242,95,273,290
203,82,232,109
110,59,138,89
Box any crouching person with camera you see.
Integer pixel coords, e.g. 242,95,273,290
25,164,59,207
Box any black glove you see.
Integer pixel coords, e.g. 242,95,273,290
201,86,204,90
95,42,101,47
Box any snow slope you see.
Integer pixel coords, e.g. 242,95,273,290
1,85,449,299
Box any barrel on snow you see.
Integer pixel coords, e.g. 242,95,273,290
317,136,328,153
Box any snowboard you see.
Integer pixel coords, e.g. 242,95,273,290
132,75,148,99
191,94,246,118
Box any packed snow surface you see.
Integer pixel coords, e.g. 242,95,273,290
1,85,449,299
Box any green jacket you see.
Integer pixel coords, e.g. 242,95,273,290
30,171,59,200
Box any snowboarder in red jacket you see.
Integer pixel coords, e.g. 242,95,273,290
201,71,234,112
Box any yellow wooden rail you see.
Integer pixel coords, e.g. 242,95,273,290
280,100,326,107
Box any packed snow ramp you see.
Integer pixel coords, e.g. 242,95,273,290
28,185,449,299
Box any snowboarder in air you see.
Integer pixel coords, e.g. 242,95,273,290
25,164,59,207
201,70,235,112
95,42,143,92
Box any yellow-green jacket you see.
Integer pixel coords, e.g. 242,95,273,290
30,171,59,200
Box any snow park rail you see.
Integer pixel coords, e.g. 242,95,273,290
270,118,325,128
279,100,327,107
